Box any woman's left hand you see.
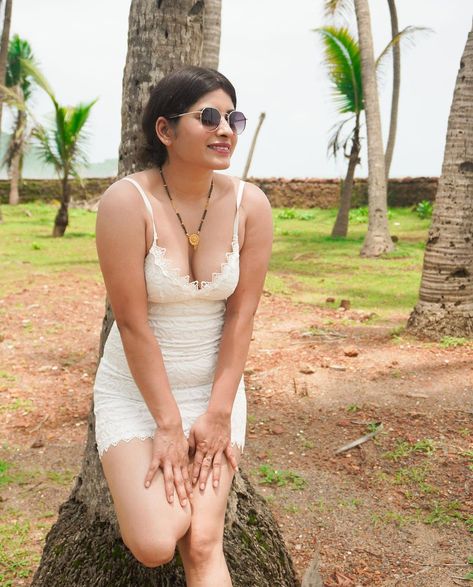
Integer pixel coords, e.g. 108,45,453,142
188,411,238,491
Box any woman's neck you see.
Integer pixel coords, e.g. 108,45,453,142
158,162,215,202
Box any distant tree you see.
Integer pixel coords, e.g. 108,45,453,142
0,0,13,223
315,26,363,237
3,35,50,204
33,98,96,236
407,27,473,339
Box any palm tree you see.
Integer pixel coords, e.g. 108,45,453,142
315,26,363,237
201,0,221,69
33,98,96,236
0,0,13,223
407,26,473,339
32,1,297,585
353,0,394,256
3,35,46,205
385,0,399,178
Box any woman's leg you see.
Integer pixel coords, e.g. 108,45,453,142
177,447,242,587
100,438,192,567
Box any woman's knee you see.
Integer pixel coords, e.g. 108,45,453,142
125,535,177,568
184,528,223,565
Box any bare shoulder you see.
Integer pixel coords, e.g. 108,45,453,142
240,180,272,223
97,176,142,216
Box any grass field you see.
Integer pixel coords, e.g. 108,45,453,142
0,202,431,318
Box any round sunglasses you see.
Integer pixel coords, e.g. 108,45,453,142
168,107,247,135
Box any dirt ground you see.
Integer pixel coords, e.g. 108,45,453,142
0,272,472,586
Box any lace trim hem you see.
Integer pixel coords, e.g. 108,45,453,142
97,435,245,458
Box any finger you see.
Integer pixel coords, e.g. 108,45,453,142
198,454,213,491
144,458,160,489
188,431,196,457
192,449,204,485
181,464,193,499
212,451,223,488
173,466,188,507
225,443,239,472
163,462,174,504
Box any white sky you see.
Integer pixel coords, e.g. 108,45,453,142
7,0,473,178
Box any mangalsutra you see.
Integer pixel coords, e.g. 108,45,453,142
159,167,213,250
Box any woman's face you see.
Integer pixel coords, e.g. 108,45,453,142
159,88,239,171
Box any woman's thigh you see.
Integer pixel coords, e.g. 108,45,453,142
101,438,191,549
179,447,242,553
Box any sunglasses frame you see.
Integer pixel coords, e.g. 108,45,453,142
167,107,247,135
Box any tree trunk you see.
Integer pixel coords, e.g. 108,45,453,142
52,174,70,237
33,1,298,585
0,0,13,223
407,26,473,340
8,96,26,205
242,111,266,180
385,0,400,179
354,0,394,257
201,0,221,69
331,114,361,238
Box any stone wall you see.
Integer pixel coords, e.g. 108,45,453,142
0,176,438,208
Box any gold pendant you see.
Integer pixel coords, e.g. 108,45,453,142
188,233,200,250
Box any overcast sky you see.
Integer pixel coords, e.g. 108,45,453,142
7,0,473,178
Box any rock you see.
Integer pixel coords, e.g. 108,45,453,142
31,438,45,449
343,347,359,357
300,365,315,374
325,297,335,303
329,364,346,371
302,549,324,587
340,299,351,310
271,424,285,435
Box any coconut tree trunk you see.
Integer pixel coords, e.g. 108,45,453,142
32,1,298,585
242,111,266,180
354,0,394,257
385,0,400,179
8,97,26,205
331,113,361,237
52,173,70,237
0,0,13,223
201,0,221,69
407,27,473,340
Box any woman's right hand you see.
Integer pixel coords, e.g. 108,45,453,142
144,425,193,507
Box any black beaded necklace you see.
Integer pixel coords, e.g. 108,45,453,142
159,167,214,250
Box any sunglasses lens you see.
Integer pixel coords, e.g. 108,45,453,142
229,111,246,135
201,107,221,129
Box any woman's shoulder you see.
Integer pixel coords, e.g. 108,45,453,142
220,174,271,209
98,173,149,215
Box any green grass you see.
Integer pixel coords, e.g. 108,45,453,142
1,202,431,316
256,464,306,490
383,438,436,462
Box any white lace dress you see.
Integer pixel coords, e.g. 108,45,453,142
93,177,247,457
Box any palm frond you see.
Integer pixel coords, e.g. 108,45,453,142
324,0,354,20
314,26,363,114
32,125,62,175
19,56,55,100
376,26,433,75
327,114,356,158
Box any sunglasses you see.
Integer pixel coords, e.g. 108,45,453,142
168,107,247,135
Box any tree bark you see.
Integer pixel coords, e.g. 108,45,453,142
201,0,221,69
242,111,266,180
407,26,473,340
8,90,26,206
0,0,13,223
33,1,298,585
52,173,70,237
354,0,394,257
385,0,400,179
331,114,361,238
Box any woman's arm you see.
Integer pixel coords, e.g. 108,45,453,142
95,181,192,505
189,182,273,488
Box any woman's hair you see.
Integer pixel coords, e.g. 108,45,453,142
141,66,237,168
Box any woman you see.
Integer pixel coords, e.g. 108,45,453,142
93,66,272,586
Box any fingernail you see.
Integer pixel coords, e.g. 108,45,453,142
192,477,197,485
200,483,205,490
181,499,187,507
213,480,218,488
189,492,193,499
169,495,173,503
145,481,150,488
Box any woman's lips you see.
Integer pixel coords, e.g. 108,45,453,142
208,143,231,154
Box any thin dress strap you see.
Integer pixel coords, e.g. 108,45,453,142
122,177,158,242
232,180,245,240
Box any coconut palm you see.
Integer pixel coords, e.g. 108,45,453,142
2,35,46,204
0,0,13,223
407,26,473,339
201,0,222,69
315,26,363,237
33,98,96,236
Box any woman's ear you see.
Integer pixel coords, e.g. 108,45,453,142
155,116,173,145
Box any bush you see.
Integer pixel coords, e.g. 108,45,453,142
415,200,433,219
